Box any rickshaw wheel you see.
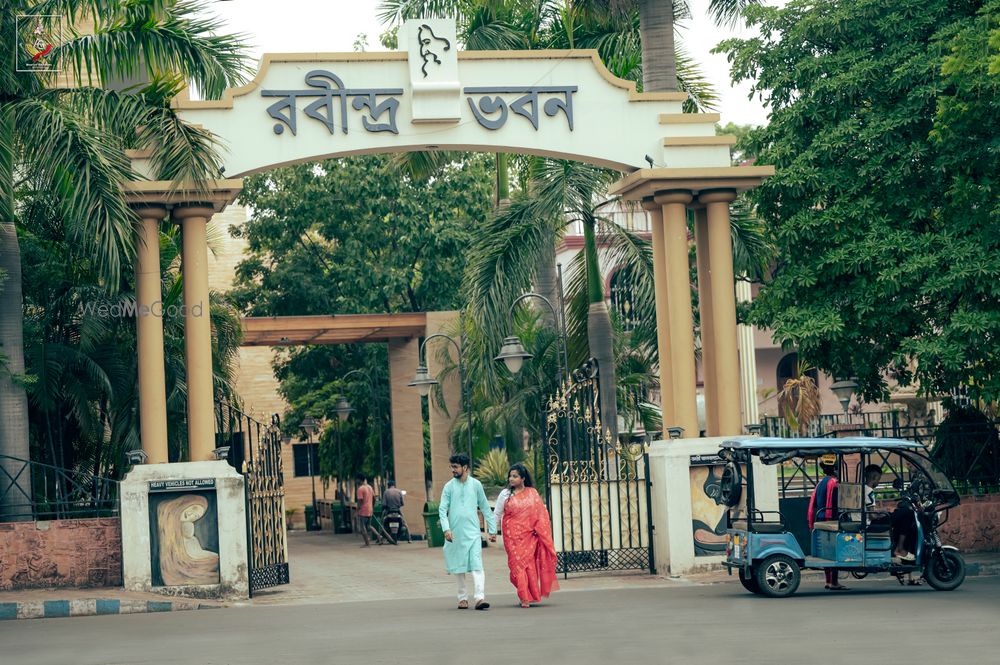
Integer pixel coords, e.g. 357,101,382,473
850,571,868,580
755,555,800,598
738,568,762,594
924,550,966,591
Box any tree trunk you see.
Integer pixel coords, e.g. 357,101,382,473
0,222,32,519
639,0,678,93
583,218,618,442
533,225,559,328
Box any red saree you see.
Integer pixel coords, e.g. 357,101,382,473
501,487,559,604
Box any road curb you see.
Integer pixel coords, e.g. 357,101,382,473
0,597,225,621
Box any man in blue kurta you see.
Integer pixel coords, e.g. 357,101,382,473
439,454,496,610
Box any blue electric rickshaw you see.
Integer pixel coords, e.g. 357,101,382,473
718,437,966,598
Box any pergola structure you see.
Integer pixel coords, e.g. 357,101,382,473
125,17,773,509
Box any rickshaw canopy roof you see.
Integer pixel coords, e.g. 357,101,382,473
721,437,925,459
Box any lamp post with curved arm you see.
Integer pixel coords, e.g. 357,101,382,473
408,333,473,464
494,291,570,386
339,368,387,495
494,286,575,502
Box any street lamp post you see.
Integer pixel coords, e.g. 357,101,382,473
408,333,473,464
300,416,318,528
495,284,574,506
332,396,354,513
338,369,385,494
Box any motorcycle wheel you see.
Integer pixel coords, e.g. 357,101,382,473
739,568,762,595
850,571,868,580
924,549,966,591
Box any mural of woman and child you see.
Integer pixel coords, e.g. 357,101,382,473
150,493,221,586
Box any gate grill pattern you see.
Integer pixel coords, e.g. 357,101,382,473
244,425,290,595
545,360,654,575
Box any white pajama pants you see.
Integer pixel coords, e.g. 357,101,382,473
455,570,485,602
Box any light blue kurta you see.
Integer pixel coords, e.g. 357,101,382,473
439,476,496,574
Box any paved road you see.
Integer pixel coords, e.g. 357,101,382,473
3,576,996,665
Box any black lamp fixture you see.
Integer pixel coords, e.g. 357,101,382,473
494,336,533,375
407,364,438,397
333,396,354,423
830,378,859,415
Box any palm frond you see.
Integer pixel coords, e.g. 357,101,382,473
54,0,252,99
13,98,136,287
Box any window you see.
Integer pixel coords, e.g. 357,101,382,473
292,443,319,478
609,267,640,332
776,352,818,389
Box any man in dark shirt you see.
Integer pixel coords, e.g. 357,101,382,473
383,480,405,513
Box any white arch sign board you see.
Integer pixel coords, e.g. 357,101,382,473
171,19,732,178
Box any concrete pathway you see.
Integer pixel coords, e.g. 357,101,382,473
251,530,684,606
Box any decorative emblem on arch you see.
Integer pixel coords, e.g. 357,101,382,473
417,24,451,78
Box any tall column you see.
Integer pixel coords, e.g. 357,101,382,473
736,279,760,427
425,311,460,501
655,191,699,438
134,206,170,464
702,189,742,435
388,338,427,536
642,199,675,429
173,205,217,462
694,208,719,436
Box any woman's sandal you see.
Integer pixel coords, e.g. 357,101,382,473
906,578,923,586
827,584,850,591
520,602,531,608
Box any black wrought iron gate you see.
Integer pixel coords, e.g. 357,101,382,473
240,415,290,596
544,360,655,575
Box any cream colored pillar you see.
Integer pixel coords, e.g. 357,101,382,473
425,312,460,501
694,208,719,436
702,189,742,436
642,199,675,428
388,338,427,536
655,191,699,438
133,206,170,464
173,205,217,462
736,279,760,427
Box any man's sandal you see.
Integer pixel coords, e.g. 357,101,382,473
474,600,490,610
457,600,469,609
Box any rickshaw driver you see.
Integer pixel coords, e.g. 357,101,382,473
808,455,848,591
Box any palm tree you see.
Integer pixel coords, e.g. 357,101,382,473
578,0,761,92
1,1,251,515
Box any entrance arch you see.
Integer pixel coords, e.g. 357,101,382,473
126,17,774,472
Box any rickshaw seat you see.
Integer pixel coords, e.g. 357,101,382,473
813,521,840,532
732,519,785,534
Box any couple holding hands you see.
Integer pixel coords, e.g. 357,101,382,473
438,454,558,610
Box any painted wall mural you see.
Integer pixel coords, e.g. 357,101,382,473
690,457,728,556
148,481,220,586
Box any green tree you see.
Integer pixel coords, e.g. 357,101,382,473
1,1,250,513
720,0,1000,403
231,153,495,481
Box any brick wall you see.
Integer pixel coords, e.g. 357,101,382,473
0,518,122,590
938,494,1000,552
877,493,1000,553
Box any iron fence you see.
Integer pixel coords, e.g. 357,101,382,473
0,455,119,522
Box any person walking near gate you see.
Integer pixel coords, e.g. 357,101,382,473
439,454,496,609
495,463,559,608
356,475,382,547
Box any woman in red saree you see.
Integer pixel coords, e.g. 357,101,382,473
496,463,559,608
